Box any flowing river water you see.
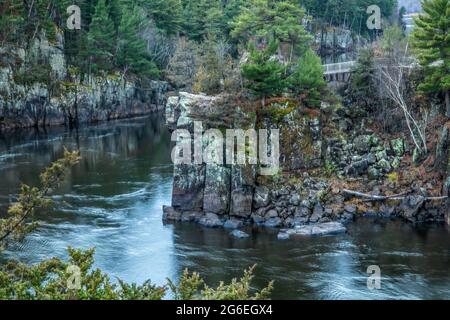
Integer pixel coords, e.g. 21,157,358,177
0,115,449,300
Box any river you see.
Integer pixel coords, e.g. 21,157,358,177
0,115,449,300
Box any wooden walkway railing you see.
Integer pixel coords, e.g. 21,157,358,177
323,61,356,75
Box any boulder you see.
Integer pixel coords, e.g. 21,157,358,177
345,159,369,176
199,213,224,228
353,135,373,153
309,203,324,222
289,193,301,206
279,222,347,238
264,217,283,228
230,230,250,239
390,138,405,157
162,206,181,221
253,186,270,209
399,196,426,222
224,218,244,229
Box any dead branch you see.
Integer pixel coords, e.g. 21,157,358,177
341,189,448,202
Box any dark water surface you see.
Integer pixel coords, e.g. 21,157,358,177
0,115,449,300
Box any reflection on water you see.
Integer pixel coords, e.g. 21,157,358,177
0,115,449,300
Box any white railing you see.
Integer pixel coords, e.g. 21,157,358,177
323,61,356,75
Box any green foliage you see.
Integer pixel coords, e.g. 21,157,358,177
116,6,159,77
347,48,377,110
299,0,397,35
0,248,272,300
241,41,288,103
0,150,80,250
13,64,52,86
412,0,450,116
231,0,311,55
86,0,116,73
143,0,183,35
288,49,326,108
168,265,273,300
181,0,227,41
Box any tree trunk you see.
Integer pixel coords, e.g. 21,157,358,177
445,90,450,119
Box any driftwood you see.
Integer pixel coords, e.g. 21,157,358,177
341,189,448,202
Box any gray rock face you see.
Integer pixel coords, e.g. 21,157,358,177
172,165,205,211
203,164,231,215
0,35,167,130
278,222,347,239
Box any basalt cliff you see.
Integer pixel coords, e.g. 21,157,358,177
0,34,167,130
163,92,450,236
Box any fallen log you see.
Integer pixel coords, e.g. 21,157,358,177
341,189,448,202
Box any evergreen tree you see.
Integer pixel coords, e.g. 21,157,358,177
241,41,287,106
182,0,226,41
86,0,116,73
412,0,450,118
347,48,377,110
116,7,159,78
288,49,326,108
231,0,311,56
143,0,183,35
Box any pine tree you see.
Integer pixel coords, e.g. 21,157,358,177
86,0,116,74
231,0,311,57
347,48,377,110
412,0,450,118
241,41,287,106
182,0,226,41
288,49,326,108
116,7,159,78
143,0,183,35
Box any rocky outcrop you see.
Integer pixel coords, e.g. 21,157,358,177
163,93,448,234
0,34,167,130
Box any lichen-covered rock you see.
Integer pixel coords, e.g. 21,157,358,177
203,164,231,215
172,164,205,211
390,138,406,157
230,165,255,218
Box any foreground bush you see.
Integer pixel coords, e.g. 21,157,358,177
0,247,273,300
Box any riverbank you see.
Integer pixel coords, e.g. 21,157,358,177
0,34,167,131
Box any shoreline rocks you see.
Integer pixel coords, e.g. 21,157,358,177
278,222,347,239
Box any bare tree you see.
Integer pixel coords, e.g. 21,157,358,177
378,42,428,155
